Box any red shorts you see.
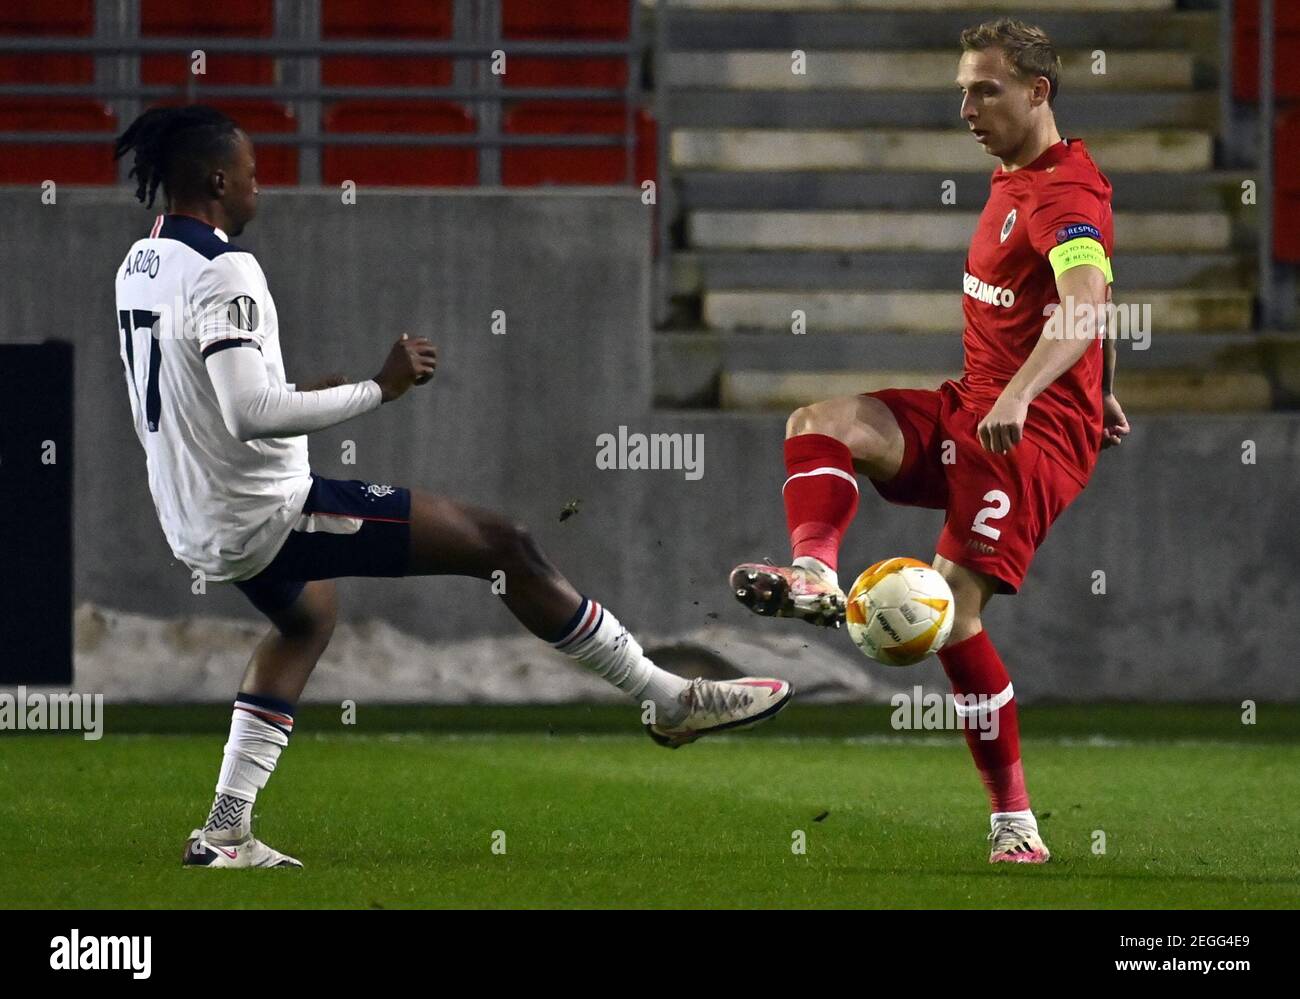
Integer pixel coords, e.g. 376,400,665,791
864,381,1087,594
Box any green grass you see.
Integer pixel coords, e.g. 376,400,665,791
2,705,1298,909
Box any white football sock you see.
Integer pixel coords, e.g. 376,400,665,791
793,555,839,589
991,809,1037,830
203,693,294,844
552,598,690,725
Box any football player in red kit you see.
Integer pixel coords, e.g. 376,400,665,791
730,18,1131,863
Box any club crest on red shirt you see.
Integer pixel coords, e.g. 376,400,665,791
999,208,1017,243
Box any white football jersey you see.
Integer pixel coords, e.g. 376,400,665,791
114,213,312,582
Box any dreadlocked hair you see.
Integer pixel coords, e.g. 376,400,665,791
113,105,239,208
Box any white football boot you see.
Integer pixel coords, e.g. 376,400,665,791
729,562,846,628
182,828,303,869
645,676,794,749
988,813,1051,864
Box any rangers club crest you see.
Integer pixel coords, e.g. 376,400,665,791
364,483,396,500
999,208,1017,243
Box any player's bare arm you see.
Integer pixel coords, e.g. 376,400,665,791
978,262,1109,455
1099,298,1131,449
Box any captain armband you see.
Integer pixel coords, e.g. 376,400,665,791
1047,237,1113,284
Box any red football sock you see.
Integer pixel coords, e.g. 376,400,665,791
937,629,1030,813
782,434,859,572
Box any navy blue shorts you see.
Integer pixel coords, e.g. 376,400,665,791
233,474,412,617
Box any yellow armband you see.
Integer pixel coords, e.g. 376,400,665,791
1047,237,1113,284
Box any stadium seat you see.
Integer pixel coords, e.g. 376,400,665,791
213,100,297,186
153,99,298,185
140,0,275,87
501,0,629,91
321,0,453,88
0,99,115,183
1275,108,1300,262
502,103,655,187
0,0,94,85
322,101,477,186
1232,0,1300,102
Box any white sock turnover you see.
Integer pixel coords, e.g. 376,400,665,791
203,693,294,843
551,597,690,725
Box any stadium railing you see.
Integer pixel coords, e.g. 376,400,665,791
0,0,654,190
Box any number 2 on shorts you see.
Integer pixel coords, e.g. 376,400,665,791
972,489,1010,541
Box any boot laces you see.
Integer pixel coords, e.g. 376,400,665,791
683,678,752,718
989,818,1038,854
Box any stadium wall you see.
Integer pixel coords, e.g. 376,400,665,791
3,190,1298,702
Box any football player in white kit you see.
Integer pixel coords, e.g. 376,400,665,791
112,105,792,868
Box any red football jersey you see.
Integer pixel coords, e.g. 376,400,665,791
950,137,1113,486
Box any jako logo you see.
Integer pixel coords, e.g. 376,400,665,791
595,426,704,481
50,930,151,979
963,271,1016,308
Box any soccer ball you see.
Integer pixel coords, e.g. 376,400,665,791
845,557,955,667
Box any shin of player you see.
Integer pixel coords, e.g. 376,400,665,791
737,393,1051,864
932,563,1042,861
777,428,1035,825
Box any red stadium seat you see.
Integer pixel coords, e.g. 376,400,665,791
140,0,275,87
212,100,297,186
502,103,655,187
503,55,627,91
1233,0,1300,102
322,101,477,186
1275,108,1300,262
322,0,453,88
502,0,629,91
0,0,94,85
0,99,115,184
502,1,629,38
153,99,298,185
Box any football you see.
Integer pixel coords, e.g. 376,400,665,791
845,557,955,667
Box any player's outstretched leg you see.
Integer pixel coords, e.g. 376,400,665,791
731,395,905,628
934,558,1049,864
406,490,793,748
184,580,338,869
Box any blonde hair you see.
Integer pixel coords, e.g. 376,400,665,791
960,18,1061,107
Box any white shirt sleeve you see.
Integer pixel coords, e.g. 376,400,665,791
192,253,272,356
206,345,382,442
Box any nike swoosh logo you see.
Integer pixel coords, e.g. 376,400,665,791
737,680,785,693
216,845,237,859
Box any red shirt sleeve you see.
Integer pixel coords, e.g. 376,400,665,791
1027,177,1109,260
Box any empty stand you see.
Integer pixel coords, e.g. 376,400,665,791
653,0,1280,413
321,1,453,89
322,101,476,186
0,1,104,183
1233,0,1300,102
139,0,275,87
503,102,653,186
175,98,299,185
1276,107,1300,263
0,0,93,85
502,0,629,90
0,98,114,183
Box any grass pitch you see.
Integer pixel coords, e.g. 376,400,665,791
2,705,1298,909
